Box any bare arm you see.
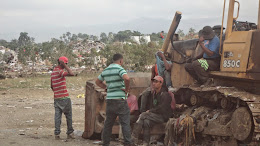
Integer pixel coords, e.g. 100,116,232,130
130,110,135,115
95,79,107,89
151,65,156,80
51,79,53,91
60,61,74,76
122,74,130,93
199,36,214,57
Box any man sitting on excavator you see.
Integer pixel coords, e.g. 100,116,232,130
132,76,173,146
185,26,221,85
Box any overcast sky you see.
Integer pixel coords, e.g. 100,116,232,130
0,0,258,42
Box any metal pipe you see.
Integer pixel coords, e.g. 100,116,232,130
234,1,240,20
258,0,260,29
225,0,235,40
219,0,226,55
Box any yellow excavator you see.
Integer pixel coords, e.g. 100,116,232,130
162,0,260,145
83,0,260,145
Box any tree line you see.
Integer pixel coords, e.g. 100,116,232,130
0,28,198,72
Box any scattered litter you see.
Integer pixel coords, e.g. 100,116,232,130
19,130,25,132
256,134,260,141
74,130,83,137
0,105,3,107
19,80,26,84
62,139,68,142
7,105,16,108
73,123,81,125
93,141,102,144
26,120,34,123
24,107,32,109
77,94,85,98
26,128,31,130
35,84,42,87
19,133,25,135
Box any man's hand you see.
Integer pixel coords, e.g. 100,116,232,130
146,110,149,113
121,88,129,93
95,79,107,90
59,60,66,68
199,36,205,44
157,52,165,60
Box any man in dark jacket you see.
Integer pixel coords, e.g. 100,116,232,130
132,76,172,146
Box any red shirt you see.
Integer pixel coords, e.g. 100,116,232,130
51,66,69,99
155,64,159,76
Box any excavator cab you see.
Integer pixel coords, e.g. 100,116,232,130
211,0,260,94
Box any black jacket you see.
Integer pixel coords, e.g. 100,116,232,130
140,88,172,121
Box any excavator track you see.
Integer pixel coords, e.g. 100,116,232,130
175,86,260,143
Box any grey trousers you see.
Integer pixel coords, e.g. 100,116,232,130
185,59,220,84
102,99,132,146
135,112,165,143
54,98,74,135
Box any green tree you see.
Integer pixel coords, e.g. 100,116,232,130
71,34,78,42
150,32,163,42
177,29,185,39
107,32,114,43
8,39,19,51
186,27,196,39
78,33,89,40
18,32,31,47
99,42,159,71
0,39,8,47
114,30,132,42
132,31,141,36
17,32,36,65
100,32,108,43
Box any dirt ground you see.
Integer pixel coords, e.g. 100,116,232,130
0,87,122,146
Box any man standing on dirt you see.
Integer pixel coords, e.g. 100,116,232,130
185,26,220,85
132,76,172,146
95,53,132,146
51,56,75,140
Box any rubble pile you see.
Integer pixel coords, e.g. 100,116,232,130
0,41,107,79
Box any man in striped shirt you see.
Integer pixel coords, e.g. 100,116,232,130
51,56,75,140
95,53,132,146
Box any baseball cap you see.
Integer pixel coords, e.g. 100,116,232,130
59,56,68,64
151,76,164,83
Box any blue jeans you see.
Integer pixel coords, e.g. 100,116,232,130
54,98,74,135
164,70,172,87
102,99,132,146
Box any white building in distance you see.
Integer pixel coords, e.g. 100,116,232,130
130,35,151,44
